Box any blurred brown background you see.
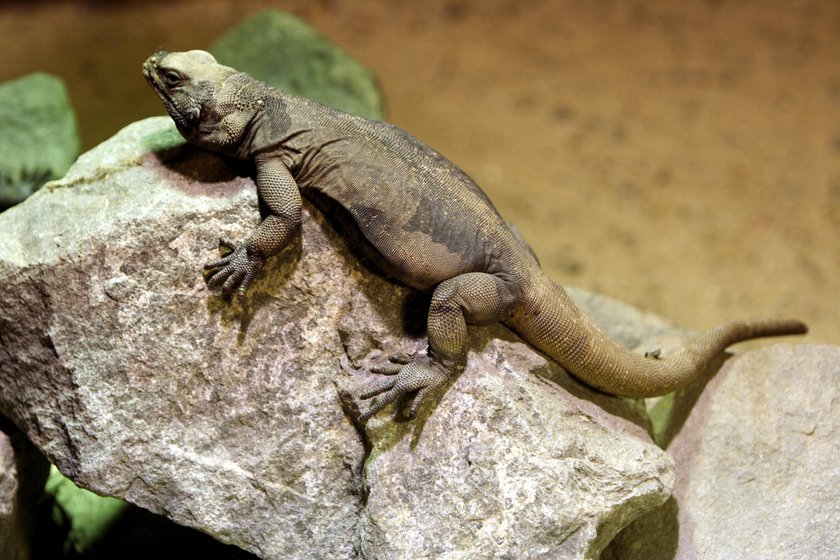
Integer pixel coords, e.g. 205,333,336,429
1,0,837,344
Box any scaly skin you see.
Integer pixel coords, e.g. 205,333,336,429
143,50,807,421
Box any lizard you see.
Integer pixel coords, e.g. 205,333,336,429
143,50,807,421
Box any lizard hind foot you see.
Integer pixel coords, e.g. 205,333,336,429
359,356,452,422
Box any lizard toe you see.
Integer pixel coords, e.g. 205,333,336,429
359,377,397,400
206,265,234,288
204,253,233,271
369,363,402,375
221,269,246,294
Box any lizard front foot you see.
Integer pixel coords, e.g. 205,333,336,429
359,355,452,422
204,238,265,296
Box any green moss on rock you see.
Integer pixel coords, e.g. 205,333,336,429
45,467,128,554
0,73,80,208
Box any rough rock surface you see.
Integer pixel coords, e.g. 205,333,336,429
0,419,50,560
210,10,386,120
0,73,79,208
603,344,840,559
0,117,677,559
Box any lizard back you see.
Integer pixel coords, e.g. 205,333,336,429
263,92,532,291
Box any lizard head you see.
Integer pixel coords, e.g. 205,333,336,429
143,50,259,155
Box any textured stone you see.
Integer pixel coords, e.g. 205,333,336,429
339,288,679,559
354,336,671,559
604,344,840,559
211,10,385,119
0,117,677,559
0,419,50,560
0,73,79,208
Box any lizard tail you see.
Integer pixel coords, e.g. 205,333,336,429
505,274,807,397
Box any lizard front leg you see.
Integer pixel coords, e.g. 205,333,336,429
205,155,302,296
360,272,519,421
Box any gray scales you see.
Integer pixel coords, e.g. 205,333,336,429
143,50,806,421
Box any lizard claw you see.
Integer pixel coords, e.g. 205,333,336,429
369,352,416,375
204,240,264,296
359,356,451,422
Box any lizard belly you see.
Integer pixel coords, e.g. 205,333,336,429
294,135,504,291
335,196,486,291
364,225,480,291
303,180,489,291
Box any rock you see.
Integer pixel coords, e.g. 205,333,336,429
0,73,80,209
0,117,364,559
0,116,675,559
354,335,670,559
341,290,679,559
604,344,840,559
0,419,50,560
211,10,386,120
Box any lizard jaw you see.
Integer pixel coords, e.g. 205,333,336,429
143,54,195,133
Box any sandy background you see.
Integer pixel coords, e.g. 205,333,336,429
1,0,836,345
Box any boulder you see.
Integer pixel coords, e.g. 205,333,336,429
0,73,79,208
604,344,840,559
211,10,386,120
0,117,676,559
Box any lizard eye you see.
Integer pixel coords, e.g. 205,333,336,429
162,70,183,87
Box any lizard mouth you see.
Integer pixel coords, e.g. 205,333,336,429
142,53,167,93
143,55,192,132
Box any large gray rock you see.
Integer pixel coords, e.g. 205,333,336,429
604,344,840,559
341,288,679,559
0,117,675,559
0,73,79,208
211,10,386,120
0,420,50,560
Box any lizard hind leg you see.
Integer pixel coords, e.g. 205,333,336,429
359,272,520,422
